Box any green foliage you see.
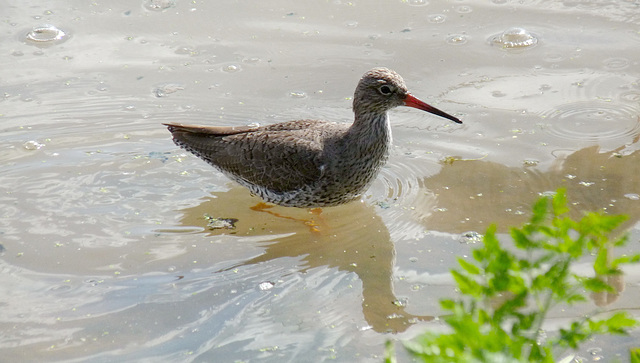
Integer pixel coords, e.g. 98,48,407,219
384,340,397,363
388,189,639,362
631,347,640,363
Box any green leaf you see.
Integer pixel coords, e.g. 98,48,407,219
593,246,610,275
565,293,587,305
440,299,456,311
612,253,640,268
530,195,550,225
603,312,639,333
552,188,569,216
451,270,482,297
457,257,482,275
579,277,614,293
511,228,537,249
384,340,397,363
483,225,500,252
614,234,630,247
631,347,640,363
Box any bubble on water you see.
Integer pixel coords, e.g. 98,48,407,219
242,57,260,64
539,84,552,92
153,83,184,97
24,24,69,47
222,64,241,73
289,91,307,99
459,231,483,244
205,216,238,230
406,0,429,6
175,46,199,56
23,140,45,150
258,281,275,291
447,34,468,45
344,21,358,28
586,347,603,361
84,279,103,286
456,5,472,13
392,298,408,307
624,193,640,200
144,0,175,11
490,27,538,50
428,14,446,23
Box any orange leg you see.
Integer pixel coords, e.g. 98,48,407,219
250,203,323,233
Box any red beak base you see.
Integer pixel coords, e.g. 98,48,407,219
403,94,462,124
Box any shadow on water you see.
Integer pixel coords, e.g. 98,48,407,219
175,136,640,333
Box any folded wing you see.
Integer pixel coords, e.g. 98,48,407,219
164,121,335,192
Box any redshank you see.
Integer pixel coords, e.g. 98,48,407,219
164,67,461,208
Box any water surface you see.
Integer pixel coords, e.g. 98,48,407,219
1,0,640,361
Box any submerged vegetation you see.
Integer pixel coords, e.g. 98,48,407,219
386,189,640,362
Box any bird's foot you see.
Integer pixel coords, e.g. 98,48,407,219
250,203,323,233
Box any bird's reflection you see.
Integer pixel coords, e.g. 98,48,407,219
179,189,432,333
417,139,640,235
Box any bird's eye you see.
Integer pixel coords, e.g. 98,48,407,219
378,85,394,95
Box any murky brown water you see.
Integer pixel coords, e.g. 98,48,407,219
2,0,639,361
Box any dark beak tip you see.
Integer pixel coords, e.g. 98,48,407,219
404,94,462,125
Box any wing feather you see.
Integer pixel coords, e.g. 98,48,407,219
164,121,345,192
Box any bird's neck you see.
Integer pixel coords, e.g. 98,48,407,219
342,111,392,165
348,111,392,145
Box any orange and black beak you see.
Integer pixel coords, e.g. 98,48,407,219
403,94,462,124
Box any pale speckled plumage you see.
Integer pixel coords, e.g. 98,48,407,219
164,67,461,207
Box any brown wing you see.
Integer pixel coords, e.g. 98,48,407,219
164,121,341,192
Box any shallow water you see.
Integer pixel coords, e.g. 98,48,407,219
1,0,640,361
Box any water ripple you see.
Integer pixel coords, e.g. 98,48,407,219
539,101,640,142
375,158,429,203
144,0,176,11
